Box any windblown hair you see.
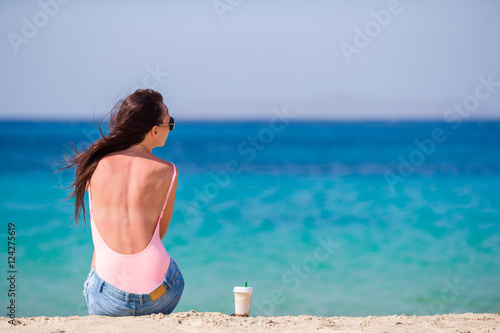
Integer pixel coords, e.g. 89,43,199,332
63,89,164,225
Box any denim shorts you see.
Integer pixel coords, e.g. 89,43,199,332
83,257,184,316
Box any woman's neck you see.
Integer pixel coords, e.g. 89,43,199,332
131,142,153,155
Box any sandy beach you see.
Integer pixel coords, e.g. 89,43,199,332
2,312,498,332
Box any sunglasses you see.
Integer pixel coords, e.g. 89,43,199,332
158,116,175,131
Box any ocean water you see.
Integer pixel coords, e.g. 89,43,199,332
0,120,499,317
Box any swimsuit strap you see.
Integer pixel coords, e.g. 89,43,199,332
158,163,178,221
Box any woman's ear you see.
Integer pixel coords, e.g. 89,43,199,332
152,125,159,137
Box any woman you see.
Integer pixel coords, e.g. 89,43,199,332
65,89,184,316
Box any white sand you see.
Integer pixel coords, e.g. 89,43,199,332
2,311,499,332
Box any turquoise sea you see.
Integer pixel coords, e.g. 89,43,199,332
1,120,499,317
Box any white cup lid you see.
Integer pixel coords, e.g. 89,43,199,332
233,286,253,293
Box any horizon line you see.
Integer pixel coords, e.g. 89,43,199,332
1,117,500,123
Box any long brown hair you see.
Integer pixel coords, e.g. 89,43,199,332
63,89,165,225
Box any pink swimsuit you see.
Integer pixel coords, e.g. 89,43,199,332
88,164,177,294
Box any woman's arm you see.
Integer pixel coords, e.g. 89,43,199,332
90,250,95,272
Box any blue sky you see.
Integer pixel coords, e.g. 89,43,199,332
1,0,499,120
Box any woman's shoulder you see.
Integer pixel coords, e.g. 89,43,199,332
143,157,177,180
154,159,176,175
98,151,176,176
146,155,175,171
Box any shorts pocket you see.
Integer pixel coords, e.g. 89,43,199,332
89,298,117,316
86,279,133,316
163,296,180,314
98,291,133,315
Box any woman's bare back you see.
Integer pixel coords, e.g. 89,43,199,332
89,146,176,255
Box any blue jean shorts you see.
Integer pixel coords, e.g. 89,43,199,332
83,257,184,316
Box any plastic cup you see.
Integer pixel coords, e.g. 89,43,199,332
233,286,253,317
